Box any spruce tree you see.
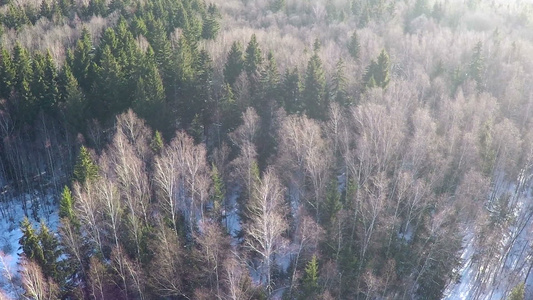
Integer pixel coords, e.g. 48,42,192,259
73,145,98,185
469,41,484,91
260,51,281,105
303,50,327,119
38,222,62,281
223,41,244,87
363,48,390,90
201,6,219,40
331,58,350,106
19,217,44,264
348,31,360,60
70,28,93,92
59,186,75,222
211,164,225,215
58,65,86,130
281,67,302,114
244,34,262,77
301,255,319,299
150,130,164,154
0,47,15,98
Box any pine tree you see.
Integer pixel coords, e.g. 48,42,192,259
73,146,98,185
224,41,244,87
303,50,327,119
348,31,360,60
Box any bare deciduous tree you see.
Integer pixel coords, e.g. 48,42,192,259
20,257,59,300
244,167,287,292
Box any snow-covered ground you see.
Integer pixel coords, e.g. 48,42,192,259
443,170,533,300
0,192,59,297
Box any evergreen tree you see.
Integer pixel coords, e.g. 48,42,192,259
90,45,125,120
201,6,219,40
38,222,62,281
303,50,327,119
363,48,390,90
73,146,98,185
331,58,350,106
221,83,240,134
133,48,166,130
348,31,360,60
42,51,59,113
70,28,93,92
469,41,484,91
0,46,15,98
260,51,281,105
59,186,75,222
211,163,225,215
244,34,262,77
507,283,525,300
224,41,244,87
301,255,319,299
150,130,164,154
19,217,44,265
58,65,86,130
281,67,302,114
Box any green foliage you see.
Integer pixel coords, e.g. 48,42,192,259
59,185,74,220
507,283,525,300
322,180,342,227
303,51,327,119
348,31,360,60
363,49,390,90
469,41,484,91
19,217,44,264
150,130,164,154
301,255,319,298
0,46,15,98
38,222,62,281
211,163,225,214
202,5,220,40
281,67,302,114
73,145,98,184
70,28,93,92
260,51,281,106
224,41,244,87
331,59,350,106
245,34,262,77
270,0,285,12
58,65,86,130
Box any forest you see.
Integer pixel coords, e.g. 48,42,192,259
0,0,533,299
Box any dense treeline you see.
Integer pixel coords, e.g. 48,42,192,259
1,0,533,299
